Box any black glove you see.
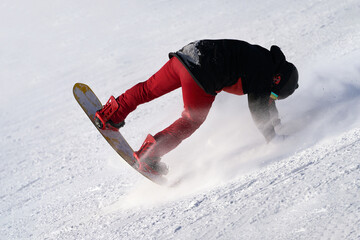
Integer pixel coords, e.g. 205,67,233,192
270,134,288,144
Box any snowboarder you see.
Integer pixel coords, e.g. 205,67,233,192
94,39,299,175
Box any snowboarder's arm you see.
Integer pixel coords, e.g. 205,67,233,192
247,93,276,142
268,99,281,129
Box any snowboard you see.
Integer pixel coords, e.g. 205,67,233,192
73,83,167,185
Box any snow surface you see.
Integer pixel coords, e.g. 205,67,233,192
1,0,360,239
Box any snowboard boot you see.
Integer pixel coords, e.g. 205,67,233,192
134,134,169,176
94,96,125,131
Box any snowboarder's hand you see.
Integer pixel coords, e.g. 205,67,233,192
270,134,288,144
273,118,283,133
274,123,282,133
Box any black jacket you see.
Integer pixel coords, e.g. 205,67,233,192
169,39,285,142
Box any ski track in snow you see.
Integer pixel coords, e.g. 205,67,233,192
1,0,360,239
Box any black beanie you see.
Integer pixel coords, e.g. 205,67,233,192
273,62,299,99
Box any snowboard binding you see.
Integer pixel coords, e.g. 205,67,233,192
134,134,169,176
94,96,125,131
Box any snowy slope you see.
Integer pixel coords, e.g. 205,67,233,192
1,0,360,239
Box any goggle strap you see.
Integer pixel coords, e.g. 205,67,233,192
270,92,278,100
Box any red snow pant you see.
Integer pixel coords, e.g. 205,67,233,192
113,57,216,157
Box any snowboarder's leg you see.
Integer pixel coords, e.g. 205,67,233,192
110,57,182,124
96,58,182,130
135,57,215,174
148,57,216,158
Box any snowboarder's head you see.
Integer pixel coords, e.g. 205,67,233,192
270,46,299,100
271,62,299,100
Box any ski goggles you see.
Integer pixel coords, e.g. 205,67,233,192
270,92,279,100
